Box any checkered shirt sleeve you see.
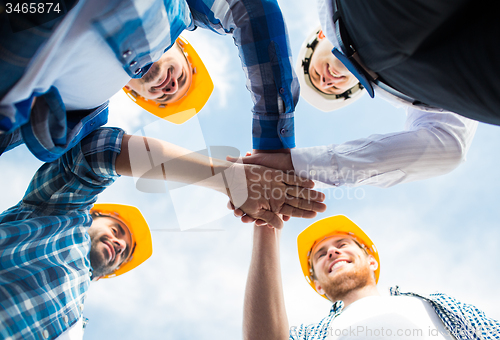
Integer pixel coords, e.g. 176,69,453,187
0,127,124,340
186,0,299,150
391,286,500,340
289,301,344,340
290,287,500,340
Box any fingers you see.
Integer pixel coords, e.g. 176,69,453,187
285,186,326,203
279,204,318,219
227,201,246,217
240,214,257,223
282,173,316,189
283,195,327,213
255,210,284,229
254,219,268,226
226,154,261,166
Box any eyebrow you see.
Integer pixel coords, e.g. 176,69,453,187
313,238,349,260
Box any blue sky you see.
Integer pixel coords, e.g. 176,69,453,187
1,1,499,338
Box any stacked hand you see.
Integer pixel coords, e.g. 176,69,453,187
224,154,325,228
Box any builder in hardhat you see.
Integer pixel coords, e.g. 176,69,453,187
232,26,478,189
1,0,297,163
0,128,153,340
123,36,214,125
88,204,153,280
243,216,500,340
0,124,325,339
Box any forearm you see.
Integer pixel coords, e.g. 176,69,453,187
291,111,478,188
116,134,234,195
243,225,289,340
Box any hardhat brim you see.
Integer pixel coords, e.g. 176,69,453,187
297,215,380,300
123,36,214,124
296,26,365,112
91,203,153,278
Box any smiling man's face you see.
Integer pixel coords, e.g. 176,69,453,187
88,216,133,280
125,42,193,105
311,235,377,301
308,37,359,95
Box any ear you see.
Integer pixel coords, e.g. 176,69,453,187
314,279,326,296
368,255,378,272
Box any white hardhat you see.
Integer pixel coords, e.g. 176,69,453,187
296,26,365,112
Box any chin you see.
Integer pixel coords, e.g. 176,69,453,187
323,269,372,300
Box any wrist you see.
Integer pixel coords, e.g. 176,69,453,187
209,160,246,199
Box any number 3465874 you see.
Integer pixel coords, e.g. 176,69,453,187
5,2,61,14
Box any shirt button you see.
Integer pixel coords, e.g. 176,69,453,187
129,61,138,67
309,170,316,176
134,68,142,75
122,50,132,58
42,330,49,339
63,315,69,324
280,128,285,135
279,87,285,94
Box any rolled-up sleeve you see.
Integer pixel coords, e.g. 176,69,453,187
22,127,125,210
187,0,299,150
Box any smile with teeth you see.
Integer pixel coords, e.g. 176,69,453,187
328,65,343,78
329,260,349,272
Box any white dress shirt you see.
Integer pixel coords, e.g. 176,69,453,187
290,0,478,188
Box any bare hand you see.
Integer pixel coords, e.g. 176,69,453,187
227,153,294,173
224,163,326,229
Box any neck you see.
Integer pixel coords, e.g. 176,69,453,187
330,284,379,308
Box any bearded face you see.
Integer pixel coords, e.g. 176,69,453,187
87,216,133,280
310,236,378,301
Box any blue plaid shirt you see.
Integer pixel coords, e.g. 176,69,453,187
289,286,500,340
0,0,297,162
0,127,124,340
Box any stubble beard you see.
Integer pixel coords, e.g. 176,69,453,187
89,238,114,278
141,62,162,84
321,262,373,302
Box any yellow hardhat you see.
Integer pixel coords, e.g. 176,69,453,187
90,203,153,279
123,36,214,124
297,215,380,300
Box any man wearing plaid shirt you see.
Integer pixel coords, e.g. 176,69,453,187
0,128,153,340
243,215,500,340
0,0,297,162
0,125,325,339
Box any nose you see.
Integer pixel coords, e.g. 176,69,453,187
113,238,127,256
327,245,341,259
162,77,178,94
320,71,344,90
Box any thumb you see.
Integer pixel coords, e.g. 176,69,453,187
226,155,240,163
226,155,255,164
